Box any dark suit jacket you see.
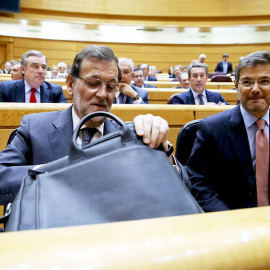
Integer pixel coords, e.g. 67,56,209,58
187,105,270,212
0,79,68,103
146,75,157,81
215,61,233,74
172,89,230,105
0,106,118,204
113,85,149,104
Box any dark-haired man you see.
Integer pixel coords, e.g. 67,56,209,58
215,53,233,74
132,67,157,89
0,45,176,205
172,63,229,105
0,50,67,103
188,50,270,212
140,64,157,81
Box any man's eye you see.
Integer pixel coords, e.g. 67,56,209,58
242,81,252,85
260,79,270,85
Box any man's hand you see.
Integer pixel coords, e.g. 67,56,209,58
118,83,138,99
133,114,169,149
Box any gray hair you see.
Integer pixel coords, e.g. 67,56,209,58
57,62,67,69
235,51,270,83
69,45,121,82
188,63,208,77
20,50,46,67
118,57,135,72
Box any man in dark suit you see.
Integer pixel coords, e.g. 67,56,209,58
0,45,175,205
140,64,157,81
188,50,270,212
115,58,149,104
0,50,67,103
215,53,233,74
172,63,229,105
132,67,157,89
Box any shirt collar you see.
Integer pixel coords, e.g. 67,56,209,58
24,80,41,94
240,104,269,129
71,106,104,136
190,88,206,98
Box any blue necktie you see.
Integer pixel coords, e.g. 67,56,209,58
81,128,97,149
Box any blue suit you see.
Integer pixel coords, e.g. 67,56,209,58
113,85,149,104
146,75,157,81
0,106,118,204
187,105,270,212
172,89,229,105
215,61,233,74
0,79,67,103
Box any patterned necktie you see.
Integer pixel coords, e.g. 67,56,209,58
119,93,125,104
198,94,204,105
30,88,37,103
81,128,97,149
256,118,269,206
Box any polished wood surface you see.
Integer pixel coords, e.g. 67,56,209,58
0,36,269,73
1,206,270,269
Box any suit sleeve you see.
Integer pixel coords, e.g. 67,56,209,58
219,93,230,105
215,63,220,72
0,82,7,102
172,94,185,104
187,119,230,212
0,115,34,204
56,86,68,103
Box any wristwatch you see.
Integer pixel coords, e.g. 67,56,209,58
132,94,140,101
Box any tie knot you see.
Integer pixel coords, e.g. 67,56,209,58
81,128,97,148
256,119,266,130
31,88,36,94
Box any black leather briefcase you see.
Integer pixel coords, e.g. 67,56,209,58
2,112,203,231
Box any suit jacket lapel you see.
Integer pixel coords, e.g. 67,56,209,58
15,80,25,102
40,82,50,103
205,90,213,103
187,89,195,104
104,118,118,135
229,105,256,188
48,106,73,160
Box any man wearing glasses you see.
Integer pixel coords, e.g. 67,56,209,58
188,51,270,212
0,45,175,205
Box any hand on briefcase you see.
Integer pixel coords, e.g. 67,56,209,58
2,111,203,231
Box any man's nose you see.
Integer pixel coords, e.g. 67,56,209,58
96,83,107,97
251,81,260,93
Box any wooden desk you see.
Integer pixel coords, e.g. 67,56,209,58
1,207,270,269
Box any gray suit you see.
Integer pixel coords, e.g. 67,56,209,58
0,106,118,204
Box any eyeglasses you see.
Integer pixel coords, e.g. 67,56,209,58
78,76,119,93
238,79,270,89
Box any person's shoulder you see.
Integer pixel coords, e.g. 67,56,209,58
0,79,20,87
43,80,62,89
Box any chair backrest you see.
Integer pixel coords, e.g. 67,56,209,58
175,119,201,165
210,75,232,82
208,72,226,78
167,94,176,104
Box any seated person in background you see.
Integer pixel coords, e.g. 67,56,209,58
0,50,67,103
10,62,24,80
215,53,233,74
172,63,229,105
132,67,157,88
173,72,190,89
140,64,157,81
57,62,68,79
1,61,12,74
49,65,58,79
168,66,174,76
115,58,149,104
0,45,176,205
188,50,270,212
149,65,157,78
170,65,182,81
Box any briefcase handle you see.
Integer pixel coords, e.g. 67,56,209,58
69,111,136,163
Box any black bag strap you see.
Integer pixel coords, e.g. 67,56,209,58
69,111,136,163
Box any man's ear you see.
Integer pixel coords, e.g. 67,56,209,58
234,80,239,93
132,72,135,78
66,75,75,97
20,65,25,75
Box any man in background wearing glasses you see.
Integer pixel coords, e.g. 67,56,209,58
188,50,270,212
0,45,175,205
